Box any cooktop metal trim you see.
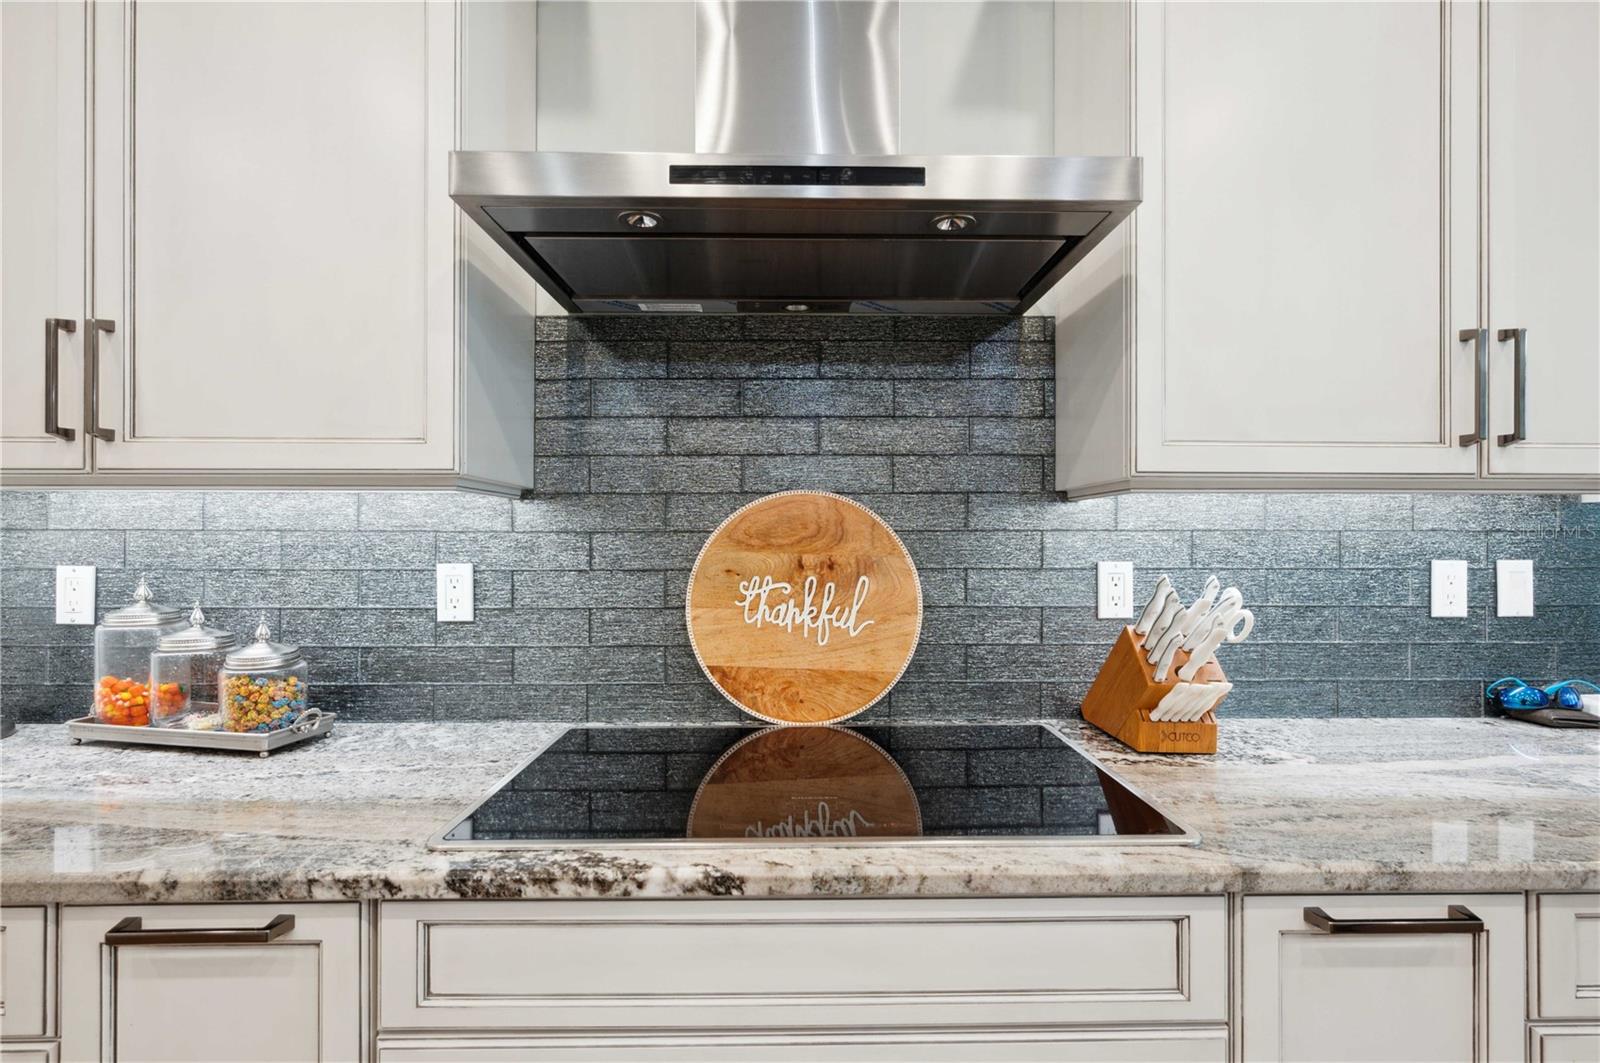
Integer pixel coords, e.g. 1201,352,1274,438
426,721,1200,851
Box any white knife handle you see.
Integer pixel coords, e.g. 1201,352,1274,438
1178,626,1229,681
1152,635,1182,682
1134,577,1174,635
1145,598,1184,661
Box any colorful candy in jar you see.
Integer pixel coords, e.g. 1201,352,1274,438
218,619,311,734
222,673,307,733
95,676,151,727
91,576,185,726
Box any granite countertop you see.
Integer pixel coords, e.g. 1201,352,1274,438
0,718,1595,904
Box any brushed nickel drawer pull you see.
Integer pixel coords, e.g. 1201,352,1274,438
86,318,115,442
1303,905,1483,934
1496,327,1528,446
45,317,76,441
104,914,294,945
1459,327,1489,447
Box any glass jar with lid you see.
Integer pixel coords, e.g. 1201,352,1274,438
148,605,238,729
219,620,310,734
93,577,186,726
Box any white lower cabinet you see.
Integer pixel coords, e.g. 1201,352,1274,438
374,1026,1229,1062
378,897,1227,1033
0,1045,59,1063
58,903,361,1063
0,907,53,1041
1526,1024,1600,1063
1241,893,1525,1063
1530,893,1600,1021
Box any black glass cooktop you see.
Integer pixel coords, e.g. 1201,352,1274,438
431,724,1195,848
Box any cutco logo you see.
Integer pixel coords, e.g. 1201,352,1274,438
1161,728,1203,743
734,574,875,647
745,801,875,838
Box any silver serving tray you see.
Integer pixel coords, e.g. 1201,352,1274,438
65,709,335,757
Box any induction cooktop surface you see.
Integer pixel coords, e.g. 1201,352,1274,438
430,723,1197,848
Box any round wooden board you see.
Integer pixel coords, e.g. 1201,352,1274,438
686,491,922,725
687,727,922,840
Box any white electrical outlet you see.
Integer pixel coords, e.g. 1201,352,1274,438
436,563,474,622
1097,561,1135,619
1495,559,1534,617
1430,559,1469,618
55,565,96,624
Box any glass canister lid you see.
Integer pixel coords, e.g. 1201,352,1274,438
156,604,239,653
224,618,303,670
102,576,185,627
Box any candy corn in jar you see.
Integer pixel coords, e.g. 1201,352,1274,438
92,577,185,726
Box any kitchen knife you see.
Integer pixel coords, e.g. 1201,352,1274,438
1134,577,1174,635
1150,580,1221,664
1191,682,1232,720
1177,623,1229,682
1144,597,1184,661
1184,587,1241,651
1152,632,1183,682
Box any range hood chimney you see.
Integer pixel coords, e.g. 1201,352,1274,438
451,0,1140,315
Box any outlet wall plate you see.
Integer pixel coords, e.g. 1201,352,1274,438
55,565,96,625
436,563,474,623
1430,559,1469,618
1495,559,1534,617
1097,560,1135,619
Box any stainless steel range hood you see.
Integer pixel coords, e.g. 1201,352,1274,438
450,1,1141,315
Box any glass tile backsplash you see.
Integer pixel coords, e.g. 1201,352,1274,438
2,316,1595,724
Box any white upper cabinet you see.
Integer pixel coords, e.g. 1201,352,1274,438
89,1,456,474
1,1,89,474
1055,0,1600,495
1132,1,1478,478
1484,0,1600,479
1,1,535,491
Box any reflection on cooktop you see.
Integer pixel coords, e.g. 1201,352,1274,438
432,724,1195,848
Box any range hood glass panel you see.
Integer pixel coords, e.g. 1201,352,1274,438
522,235,1072,302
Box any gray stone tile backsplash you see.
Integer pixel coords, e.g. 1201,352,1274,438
3,315,1598,724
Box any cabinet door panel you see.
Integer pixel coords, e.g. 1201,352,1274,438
1241,894,1523,1063
0,0,89,473
59,903,361,1062
1485,0,1600,480
90,1,455,472
1134,1,1479,476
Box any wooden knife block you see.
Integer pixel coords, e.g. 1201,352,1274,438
1080,626,1226,755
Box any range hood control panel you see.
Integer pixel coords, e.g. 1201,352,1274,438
669,164,925,186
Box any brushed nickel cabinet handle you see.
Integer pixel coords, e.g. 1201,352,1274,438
1497,327,1528,446
1303,905,1484,934
1458,327,1488,447
45,317,77,441
104,914,295,946
86,318,115,443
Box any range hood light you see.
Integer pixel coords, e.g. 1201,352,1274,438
932,213,976,232
784,303,810,312
619,211,662,230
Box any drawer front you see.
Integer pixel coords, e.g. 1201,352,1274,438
376,1026,1229,1062
1532,893,1600,1020
1527,1024,1600,1063
0,1044,59,1063
0,907,51,1040
1241,894,1525,1063
379,897,1227,1031
60,902,362,1062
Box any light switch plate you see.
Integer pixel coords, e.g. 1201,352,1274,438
436,563,473,622
55,565,96,624
1430,559,1469,618
1097,561,1135,619
1495,559,1534,617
